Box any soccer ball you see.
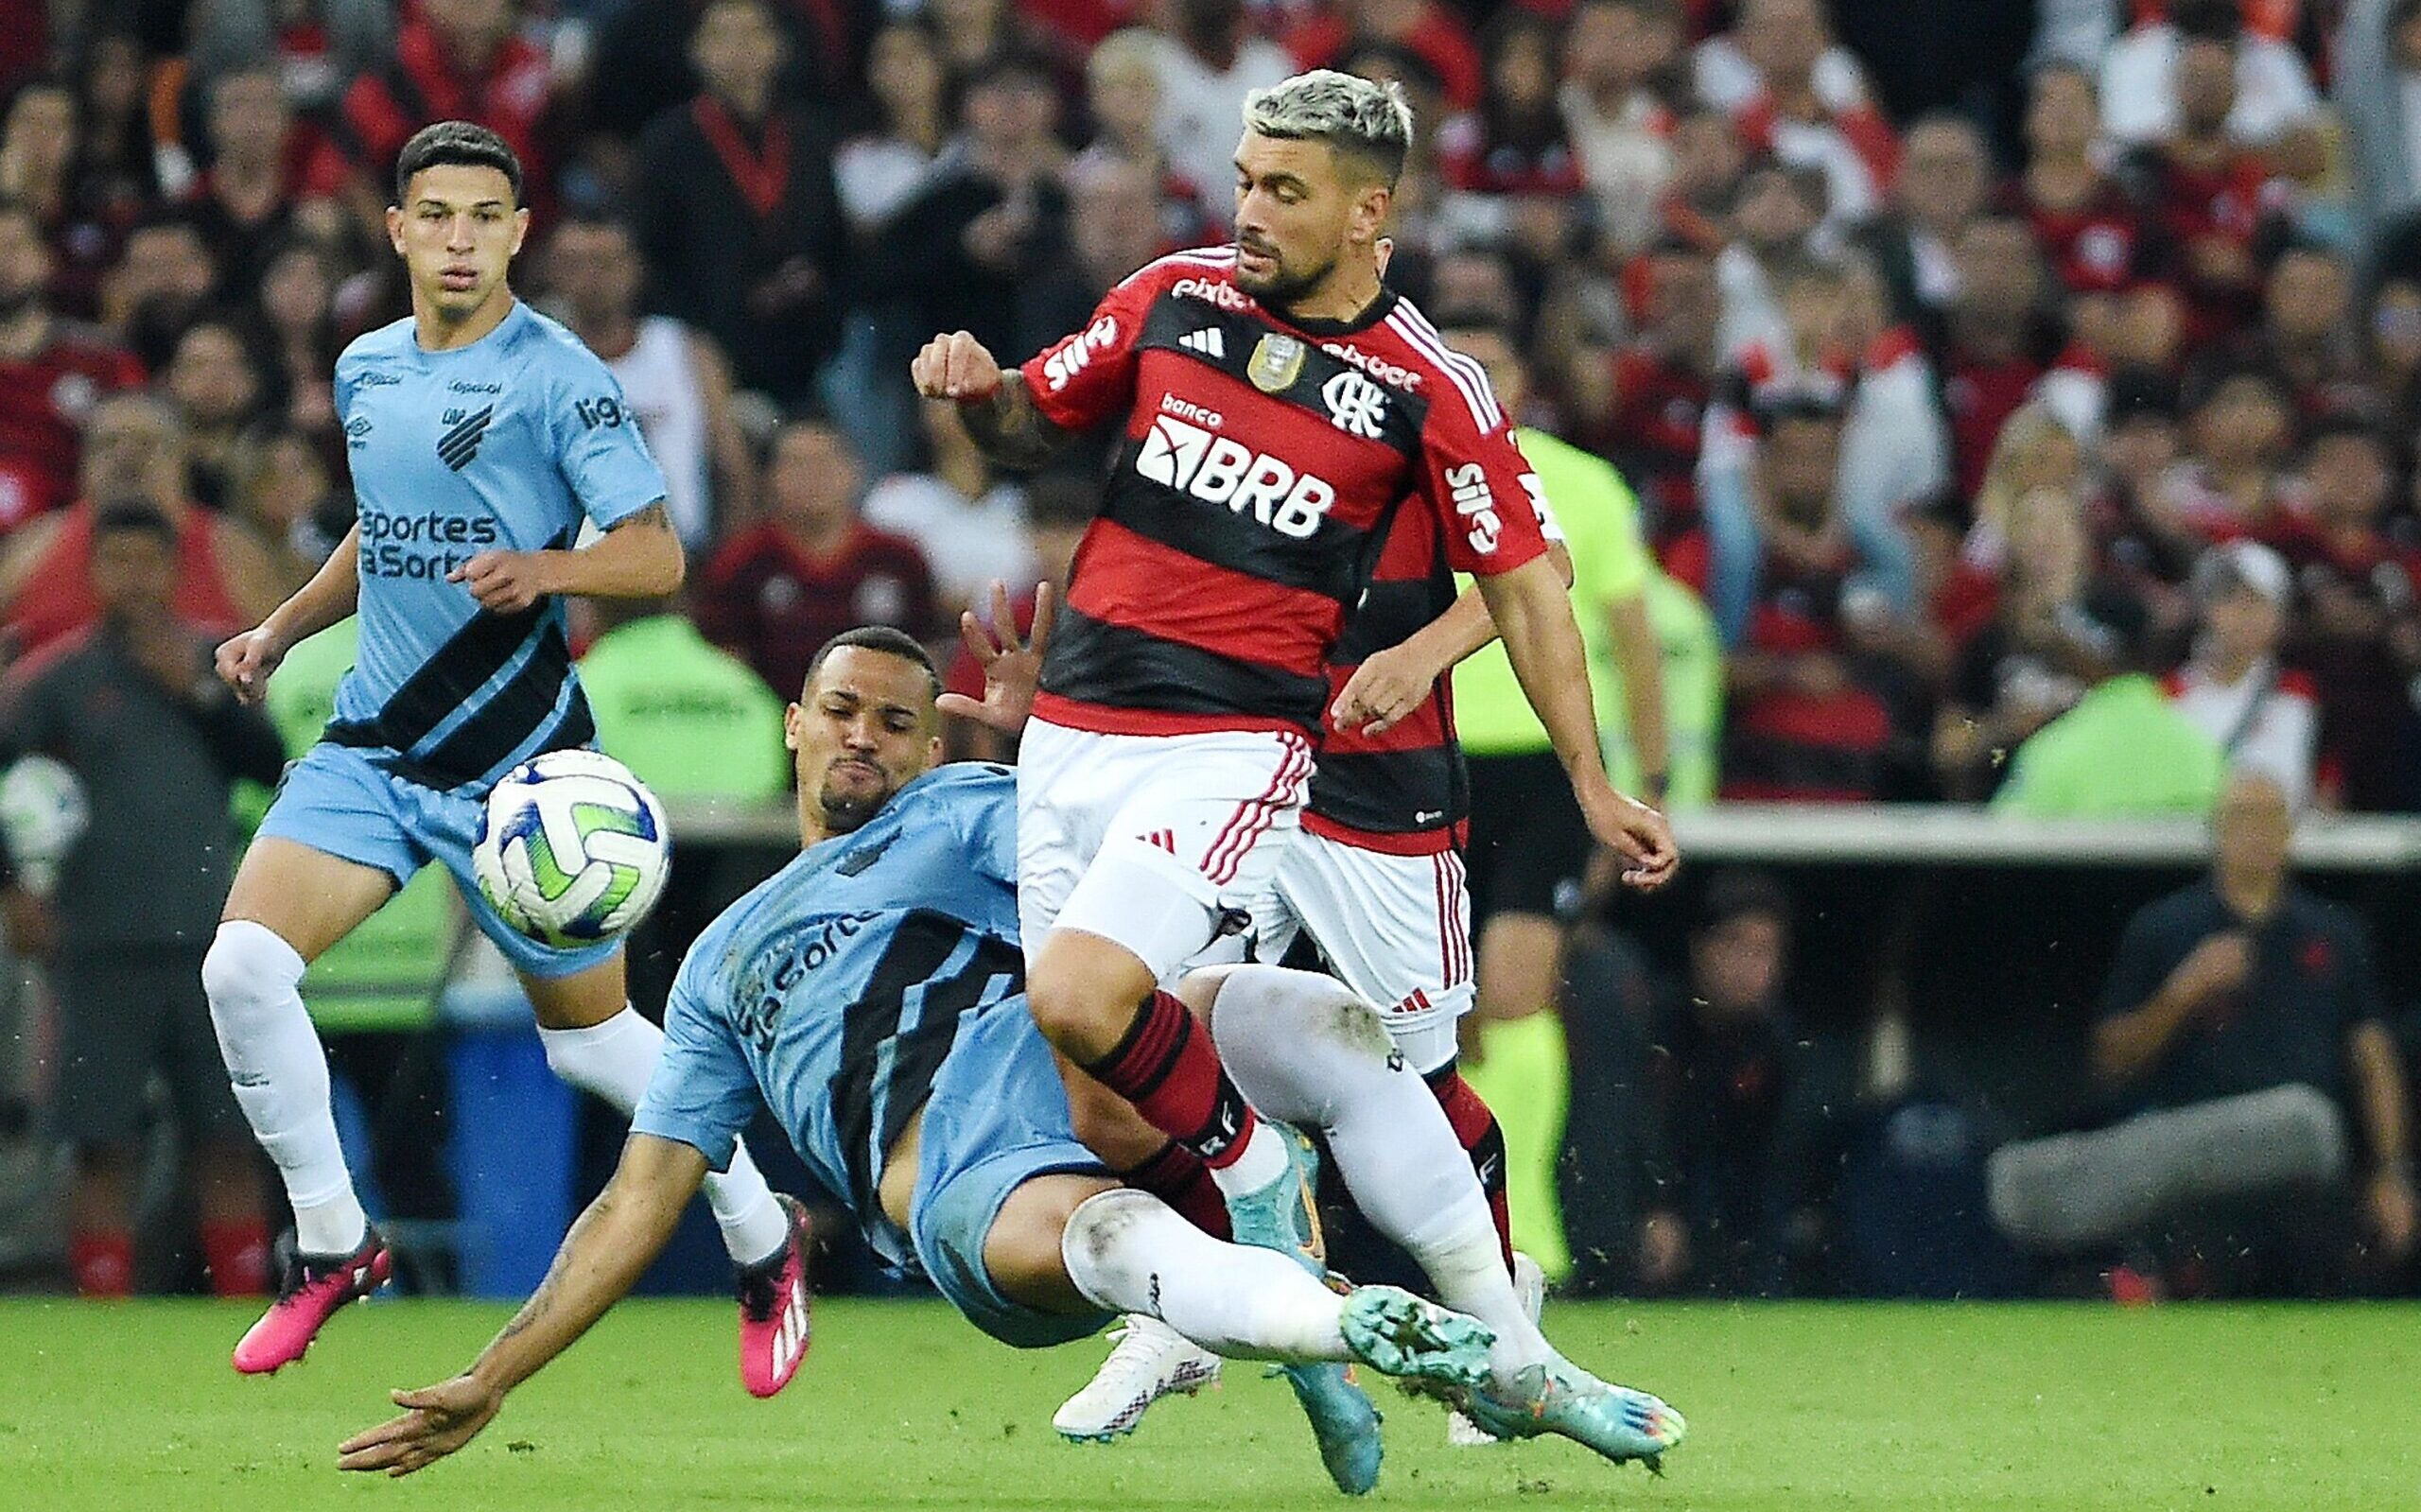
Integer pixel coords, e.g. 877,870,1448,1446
0,756,88,897
473,750,671,948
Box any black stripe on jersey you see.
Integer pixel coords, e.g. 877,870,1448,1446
411,620,579,786
1144,297,1430,455
1041,603,1330,729
1332,574,1458,667
1103,438,1370,602
1305,746,1471,835
830,912,1024,1215
323,603,546,759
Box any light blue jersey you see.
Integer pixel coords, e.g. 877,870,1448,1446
328,300,666,792
636,764,1058,1269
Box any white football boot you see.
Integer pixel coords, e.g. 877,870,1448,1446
1053,1314,1223,1443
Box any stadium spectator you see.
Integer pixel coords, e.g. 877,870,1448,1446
1989,773,2416,1295
1857,113,1991,323
2158,365,2297,539
1435,10,1584,261
834,22,949,236
98,210,219,372
2335,0,2421,243
2100,0,2325,164
866,51,1069,371
2086,374,2203,603
185,66,357,298
585,0,852,147
1937,216,2060,506
2009,63,2152,308
2224,243,2369,420
634,0,848,408
544,213,756,551
1569,239,1717,541
1678,396,1899,802
2164,540,2318,808
1936,484,2139,801
1989,588,2226,816
0,503,285,1299
161,317,271,513
1283,0,1484,113
697,417,938,701
2263,414,2421,811
0,76,116,321
1141,0,1297,200
1556,0,1686,255
228,425,345,586
1015,155,1168,368
0,391,284,658
186,0,397,112
1075,28,1216,254
1633,869,1829,1296
338,0,557,200
0,197,145,534
862,400,1036,615
1712,0,1898,227
2126,24,2290,351
249,236,343,434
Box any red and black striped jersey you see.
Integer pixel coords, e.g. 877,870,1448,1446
1303,501,1469,855
1018,247,1548,740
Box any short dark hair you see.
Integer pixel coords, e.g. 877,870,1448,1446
1699,869,1792,932
90,501,177,547
393,121,524,208
2171,0,2242,43
803,626,941,702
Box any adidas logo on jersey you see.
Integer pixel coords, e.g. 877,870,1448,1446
1134,415,1334,539
438,405,495,471
1179,328,1226,359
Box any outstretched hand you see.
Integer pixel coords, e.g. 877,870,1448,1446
338,1374,505,1478
935,581,1055,736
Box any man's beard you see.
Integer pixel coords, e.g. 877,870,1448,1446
1235,243,1336,308
817,773,897,834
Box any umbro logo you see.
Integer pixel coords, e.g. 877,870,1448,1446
1178,327,1226,359
438,405,496,471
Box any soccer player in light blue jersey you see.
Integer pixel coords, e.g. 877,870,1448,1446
203,122,797,1387
332,622,1683,1490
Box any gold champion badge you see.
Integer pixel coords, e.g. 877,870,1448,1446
1247,333,1306,393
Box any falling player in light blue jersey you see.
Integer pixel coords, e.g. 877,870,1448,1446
204,122,798,1388
334,622,1683,1490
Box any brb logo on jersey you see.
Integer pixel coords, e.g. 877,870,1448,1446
1137,407,1334,539
1042,315,1120,393
1321,372,1389,439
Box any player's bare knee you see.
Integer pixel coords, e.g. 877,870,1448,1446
989,1175,1115,1311
1023,934,1149,1057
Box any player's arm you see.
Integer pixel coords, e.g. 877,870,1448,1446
337,1132,705,1478
450,501,687,613
936,579,1055,735
913,339,1072,470
914,273,1151,470
215,523,361,704
1331,543,1575,736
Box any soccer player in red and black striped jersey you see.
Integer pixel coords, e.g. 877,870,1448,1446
913,70,1677,1476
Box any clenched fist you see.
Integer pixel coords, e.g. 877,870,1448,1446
912,331,1003,402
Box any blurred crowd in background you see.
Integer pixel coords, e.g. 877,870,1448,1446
0,0,2416,1305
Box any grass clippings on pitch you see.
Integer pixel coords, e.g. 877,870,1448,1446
0,1296,2409,1512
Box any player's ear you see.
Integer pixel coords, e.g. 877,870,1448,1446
510,206,531,257
385,205,406,258
783,703,802,751
1347,182,1391,253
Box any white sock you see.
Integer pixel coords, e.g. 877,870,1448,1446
1061,1189,1349,1362
538,1008,789,1264
1207,1120,1293,1199
1209,965,1554,1378
203,921,366,1255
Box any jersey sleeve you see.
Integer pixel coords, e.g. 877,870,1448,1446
945,765,1022,889
630,961,758,1173
1016,266,1161,434
549,349,670,530
1419,394,1550,577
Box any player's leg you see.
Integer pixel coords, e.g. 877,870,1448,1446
1195,964,1685,1467
1018,725,1316,1225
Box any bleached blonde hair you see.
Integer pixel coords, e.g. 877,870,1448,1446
1242,70,1414,187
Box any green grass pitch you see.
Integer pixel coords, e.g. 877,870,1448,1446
1,1297,2412,1511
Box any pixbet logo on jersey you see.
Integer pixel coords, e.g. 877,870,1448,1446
1135,410,1334,538
1042,316,1120,392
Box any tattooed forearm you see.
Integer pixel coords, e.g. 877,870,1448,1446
607,500,674,533
960,374,1071,470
